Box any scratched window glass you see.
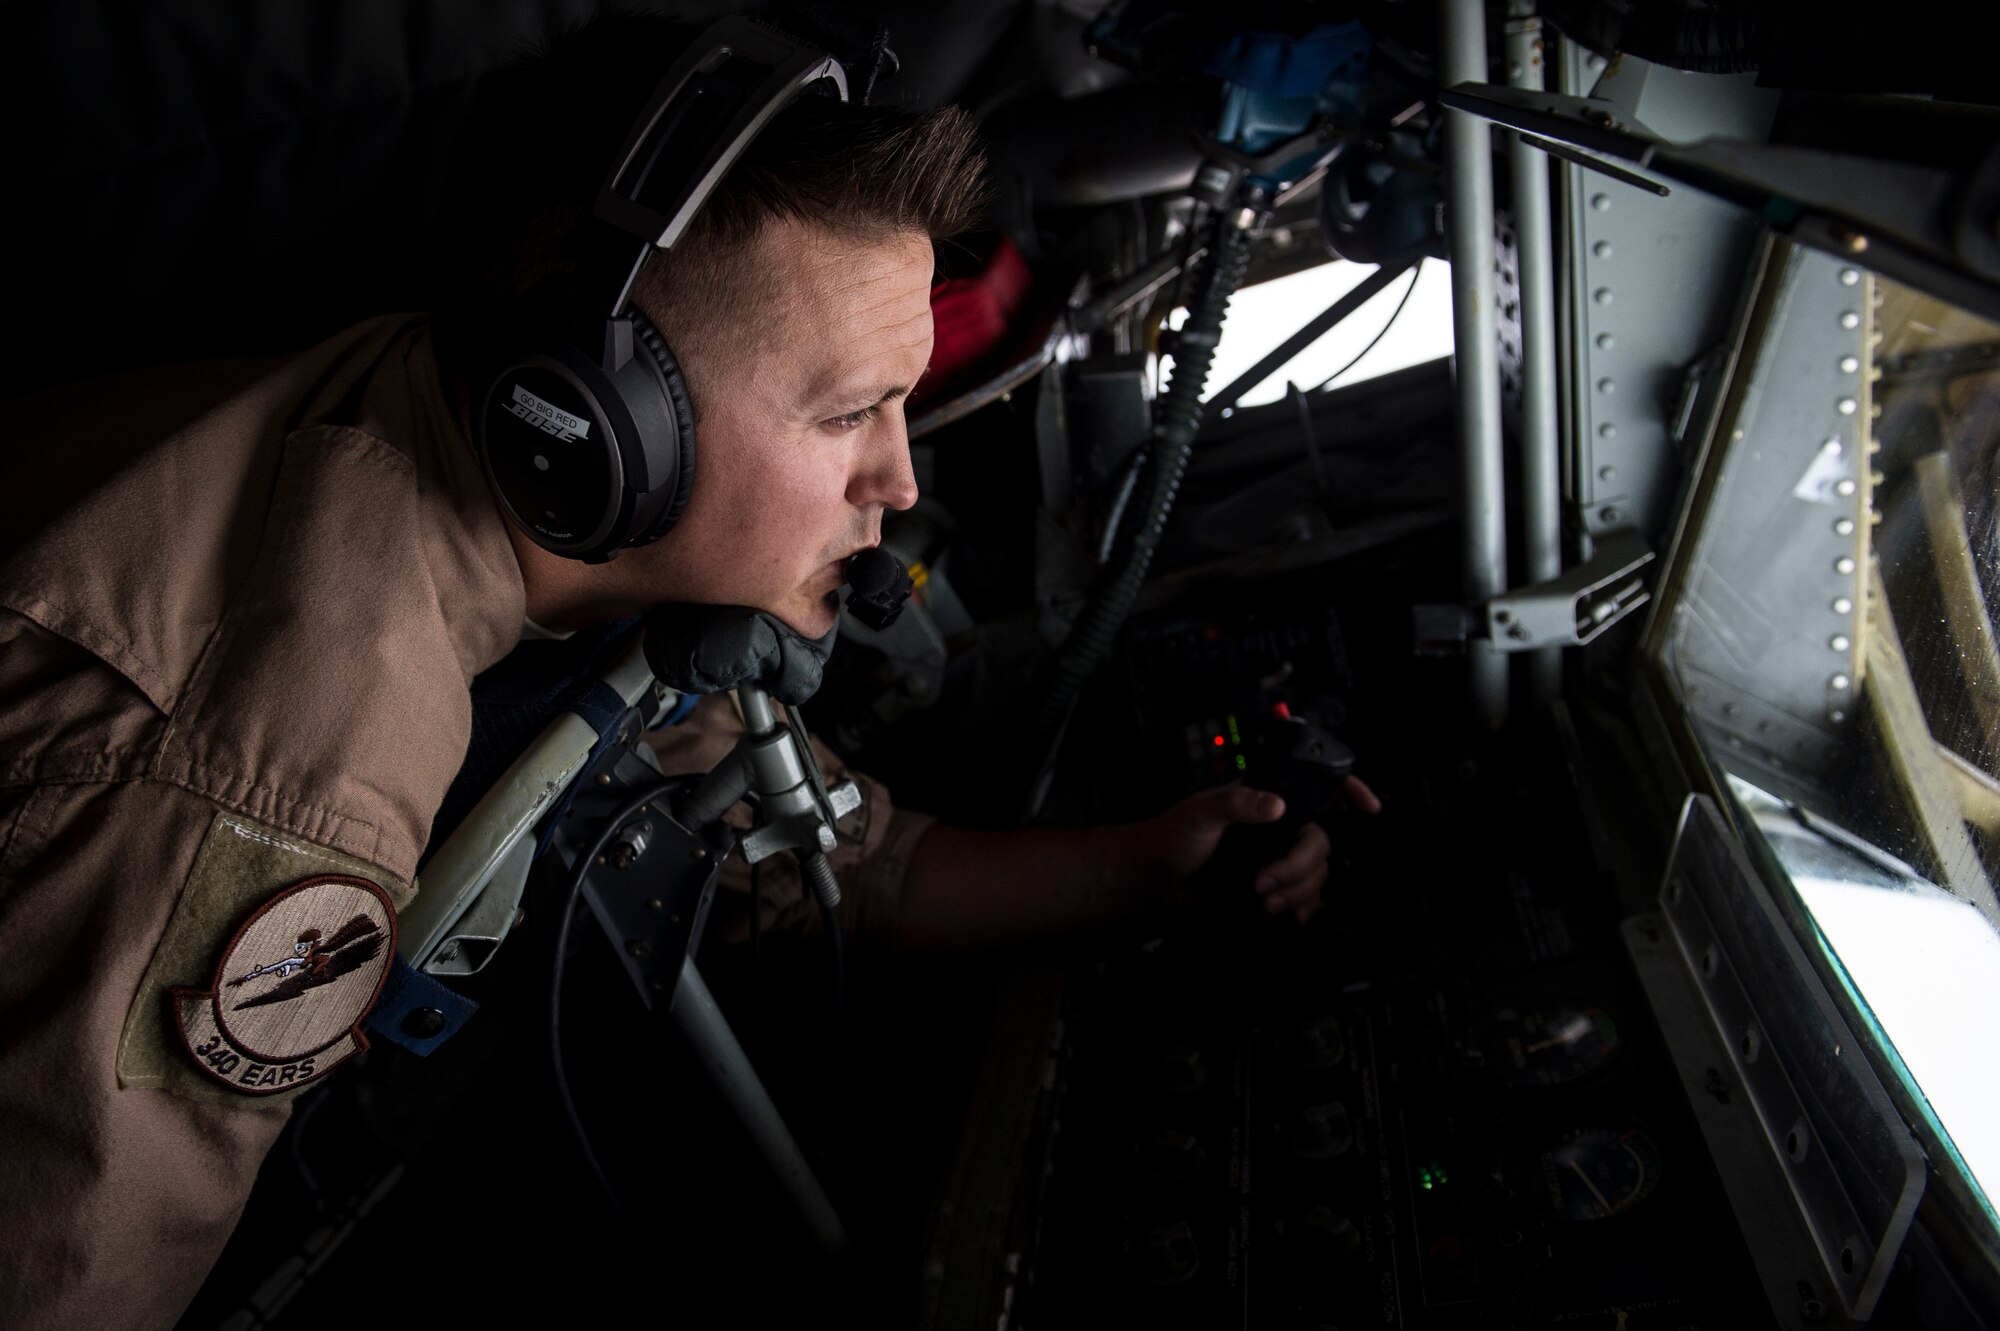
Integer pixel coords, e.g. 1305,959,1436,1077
1867,277,2000,891
1657,250,2000,1214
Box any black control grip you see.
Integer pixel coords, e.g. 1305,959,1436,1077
1246,710,1355,816
845,547,914,631
1201,709,1354,908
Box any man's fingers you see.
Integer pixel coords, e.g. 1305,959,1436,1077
1262,862,1329,915
1343,774,1384,815
1253,821,1330,894
1206,783,1284,825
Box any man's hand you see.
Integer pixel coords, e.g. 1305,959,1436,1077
899,776,1380,949
1134,777,1382,923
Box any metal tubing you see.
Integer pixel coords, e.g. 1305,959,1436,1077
737,684,779,735
1440,0,1510,726
671,958,847,1253
1506,6,1564,701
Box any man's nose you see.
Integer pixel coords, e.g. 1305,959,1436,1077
850,410,920,512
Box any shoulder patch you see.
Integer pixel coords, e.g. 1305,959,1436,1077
117,812,411,1106
171,875,396,1095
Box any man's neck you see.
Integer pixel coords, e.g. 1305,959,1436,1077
505,523,642,632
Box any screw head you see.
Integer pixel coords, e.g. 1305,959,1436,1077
1840,311,1861,330
627,939,652,959
1833,597,1854,614
1831,635,1852,652
1835,557,1857,575
402,1007,448,1039
1596,332,1615,350
596,773,613,786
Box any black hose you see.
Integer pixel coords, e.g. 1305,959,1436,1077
1021,215,1258,814
549,778,678,1216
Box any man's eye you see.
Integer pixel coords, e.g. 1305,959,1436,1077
824,406,878,432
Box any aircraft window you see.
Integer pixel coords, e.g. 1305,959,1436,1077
1727,773,2000,1218
1654,247,2000,1221
1191,256,1454,409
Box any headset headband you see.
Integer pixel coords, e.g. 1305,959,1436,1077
575,18,849,320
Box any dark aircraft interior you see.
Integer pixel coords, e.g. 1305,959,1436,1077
10,1,2000,1327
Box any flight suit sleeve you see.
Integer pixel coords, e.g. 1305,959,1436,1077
642,692,938,945
0,613,400,1331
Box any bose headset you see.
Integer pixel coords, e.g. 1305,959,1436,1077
475,19,848,564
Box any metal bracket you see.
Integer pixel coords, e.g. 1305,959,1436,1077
574,793,733,1015
426,836,535,977
740,777,860,865
1414,530,1654,654
1648,795,1925,1324
1488,529,1654,650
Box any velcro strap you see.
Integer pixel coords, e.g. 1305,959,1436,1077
364,956,479,1056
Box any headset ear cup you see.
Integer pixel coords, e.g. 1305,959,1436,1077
631,314,698,544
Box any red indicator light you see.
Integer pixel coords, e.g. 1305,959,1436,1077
1271,701,1293,720
1212,735,1225,747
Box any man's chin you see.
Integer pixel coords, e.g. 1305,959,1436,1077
767,591,841,641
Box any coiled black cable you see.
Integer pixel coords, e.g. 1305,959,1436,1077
800,851,846,1013
1022,215,1258,814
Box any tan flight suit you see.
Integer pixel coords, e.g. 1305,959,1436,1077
0,315,931,1328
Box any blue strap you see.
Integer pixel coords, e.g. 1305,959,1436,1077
365,956,480,1056
657,690,701,728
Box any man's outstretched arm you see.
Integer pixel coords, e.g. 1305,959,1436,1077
894,780,1377,950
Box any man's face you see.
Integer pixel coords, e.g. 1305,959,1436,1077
629,219,931,637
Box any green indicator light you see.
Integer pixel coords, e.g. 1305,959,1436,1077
1225,714,1242,747
1421,1178,1433,1190
1234,754,1247,772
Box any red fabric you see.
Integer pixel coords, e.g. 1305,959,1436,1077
918,235,1034,404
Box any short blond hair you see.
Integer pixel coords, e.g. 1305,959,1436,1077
441,13,989,402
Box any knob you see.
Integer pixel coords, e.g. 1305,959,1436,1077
1294,1205,1362,1269
1288,1099,1354,1161
1137,1127,1207,1183
1149,1043,1209,1096
1288,1014,1347,1072
1127,1220,1201,1285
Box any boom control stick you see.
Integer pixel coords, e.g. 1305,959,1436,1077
1202,705,1356,914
